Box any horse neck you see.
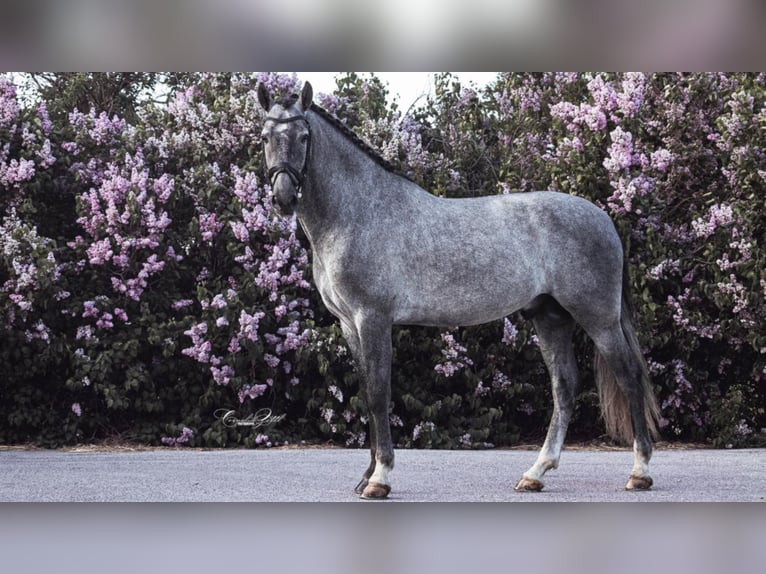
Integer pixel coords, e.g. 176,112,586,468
297,111,394,246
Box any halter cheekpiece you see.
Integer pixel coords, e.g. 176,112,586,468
264,114,311,194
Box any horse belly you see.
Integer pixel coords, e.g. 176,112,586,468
392,250,542,327
395,303,525,328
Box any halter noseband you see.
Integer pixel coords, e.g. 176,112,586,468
264,114,311,195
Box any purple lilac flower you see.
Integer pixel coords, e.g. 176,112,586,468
199,212,222,241
0,158,36,186
501,318,518,346
82,300,99,318
0,74,20,129
210,364,235,386
434,331,473,377
161,427,194,446
650,148,673,172
691,203,734,238
603,126,636,172
239,384,268,403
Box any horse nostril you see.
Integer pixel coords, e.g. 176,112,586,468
274,185,298,215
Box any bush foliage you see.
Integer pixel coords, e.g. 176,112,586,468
1,72,764,448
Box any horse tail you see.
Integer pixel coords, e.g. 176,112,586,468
593,264,661,444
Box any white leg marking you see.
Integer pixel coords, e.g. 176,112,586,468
522,451,559,483
521,422,566,484
369,461,392,486
631,440,650,477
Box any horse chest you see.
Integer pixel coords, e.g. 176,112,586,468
311,250,356,321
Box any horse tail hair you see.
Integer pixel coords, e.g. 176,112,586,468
594,263,661,444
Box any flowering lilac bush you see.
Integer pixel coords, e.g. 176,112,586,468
0,76,76,444
2,73,321,446
430,72,766,446
1,73,763,448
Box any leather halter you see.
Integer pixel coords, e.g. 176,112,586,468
264,114,311,193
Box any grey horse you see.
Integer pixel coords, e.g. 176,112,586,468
257,81,659,499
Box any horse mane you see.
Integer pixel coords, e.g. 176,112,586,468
308,103,414,182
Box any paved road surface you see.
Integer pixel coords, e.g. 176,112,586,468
1,447,763,501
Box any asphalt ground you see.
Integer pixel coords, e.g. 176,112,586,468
1,447,763,502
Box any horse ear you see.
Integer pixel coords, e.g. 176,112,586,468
300,82,313,111
257,83,272,111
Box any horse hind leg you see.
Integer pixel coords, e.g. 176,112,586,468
515,297,579,492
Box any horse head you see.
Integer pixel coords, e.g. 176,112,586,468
257,82,314,215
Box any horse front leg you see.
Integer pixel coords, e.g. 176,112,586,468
348,313,394,500
341,321,379,495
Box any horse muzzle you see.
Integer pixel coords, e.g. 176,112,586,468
271,173,300,215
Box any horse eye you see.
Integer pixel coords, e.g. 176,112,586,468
299,134,309,144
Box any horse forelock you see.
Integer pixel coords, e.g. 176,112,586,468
262,94,308,124
277,93,300,108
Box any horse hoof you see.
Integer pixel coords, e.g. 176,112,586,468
360,482,391,499
514,476,544,492
625,475,653,490
354,478,369,495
